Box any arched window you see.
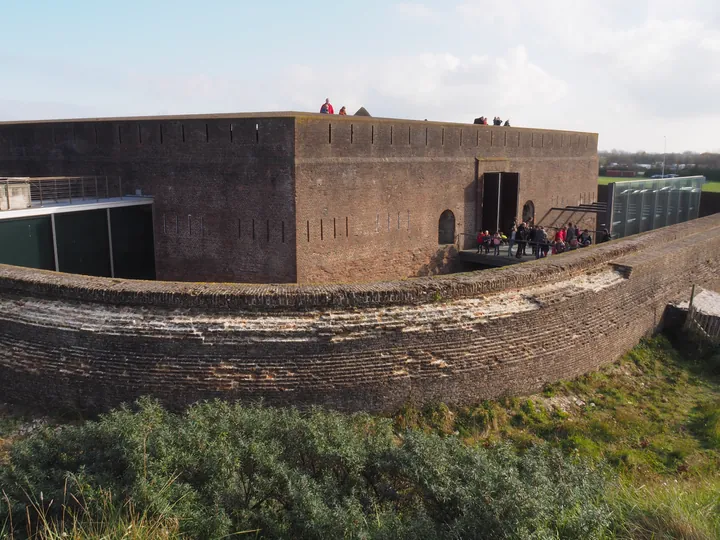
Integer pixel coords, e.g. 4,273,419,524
438,210,455,244
522,200,535,224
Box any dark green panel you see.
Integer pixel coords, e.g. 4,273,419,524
0,216,55,270
110,205,156,280
55,209,111,277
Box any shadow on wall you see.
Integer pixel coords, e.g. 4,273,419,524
415,245,460,277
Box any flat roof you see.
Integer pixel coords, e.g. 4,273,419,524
0,111,597,135
0,196,153,221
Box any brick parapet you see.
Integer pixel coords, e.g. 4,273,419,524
0,216,719,413
0,214,717,310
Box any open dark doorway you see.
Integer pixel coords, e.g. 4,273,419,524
438,210,455,244
480,173,519,233
522,200,535,224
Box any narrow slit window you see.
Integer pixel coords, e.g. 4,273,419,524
387,213,390,231
390,126,393,145
408,126,411,144
252,219,256,240
397,212,400,230
441,128,445,145
333,217,337,238
138,124,142,144
266,219,270,241
350,124,354,144
230,124,233,142
320,219,324,240
256,123,259,143
345,216,349,237
306,220,310,242
371,125,374,144
329,123,332,144
205,124,209,142
281,221,285,243
425,127,428,146
181,124,185,142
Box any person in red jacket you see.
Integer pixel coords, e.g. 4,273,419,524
476,231,486,254
320,98,334,114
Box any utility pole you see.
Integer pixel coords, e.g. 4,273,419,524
662,136,666,177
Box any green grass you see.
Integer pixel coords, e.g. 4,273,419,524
397,335,720,477
598,176,720,192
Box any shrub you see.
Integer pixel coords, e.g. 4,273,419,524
1,399,610,539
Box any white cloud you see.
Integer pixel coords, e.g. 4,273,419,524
284,47,567,123
394,2,434,18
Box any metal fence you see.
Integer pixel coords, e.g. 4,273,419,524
1,176,125,209
683,285,720,345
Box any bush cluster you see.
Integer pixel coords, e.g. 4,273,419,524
1,399,609,539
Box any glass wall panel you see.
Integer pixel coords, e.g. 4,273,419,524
609,176,705,239
612,186,627,239
667,186,680,226
0,216,55,270
110,205,156,280
677,178,691,222
55,209,111,277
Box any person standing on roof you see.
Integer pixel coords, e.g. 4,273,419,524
339,106,347,116
320,98,334,114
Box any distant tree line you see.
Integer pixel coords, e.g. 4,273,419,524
599,151,720,182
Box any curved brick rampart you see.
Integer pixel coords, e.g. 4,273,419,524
1,214,719,412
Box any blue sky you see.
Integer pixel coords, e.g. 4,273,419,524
2,0,719,152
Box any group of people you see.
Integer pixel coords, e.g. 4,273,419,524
320,98,347,116
474,116,510,126
476,221,612,259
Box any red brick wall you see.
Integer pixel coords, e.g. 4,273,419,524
0,115,297,283
0,214,717,414
294,115,598,284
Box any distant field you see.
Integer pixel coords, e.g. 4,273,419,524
598,176,720,192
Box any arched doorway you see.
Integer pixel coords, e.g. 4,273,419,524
438,210,455,244
522,200,535,224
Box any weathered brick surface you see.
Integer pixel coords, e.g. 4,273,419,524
0,114,297,283
0,113,598,284
0,215,718,413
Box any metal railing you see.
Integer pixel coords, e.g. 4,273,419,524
1,176,125,209
683,285,720,345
